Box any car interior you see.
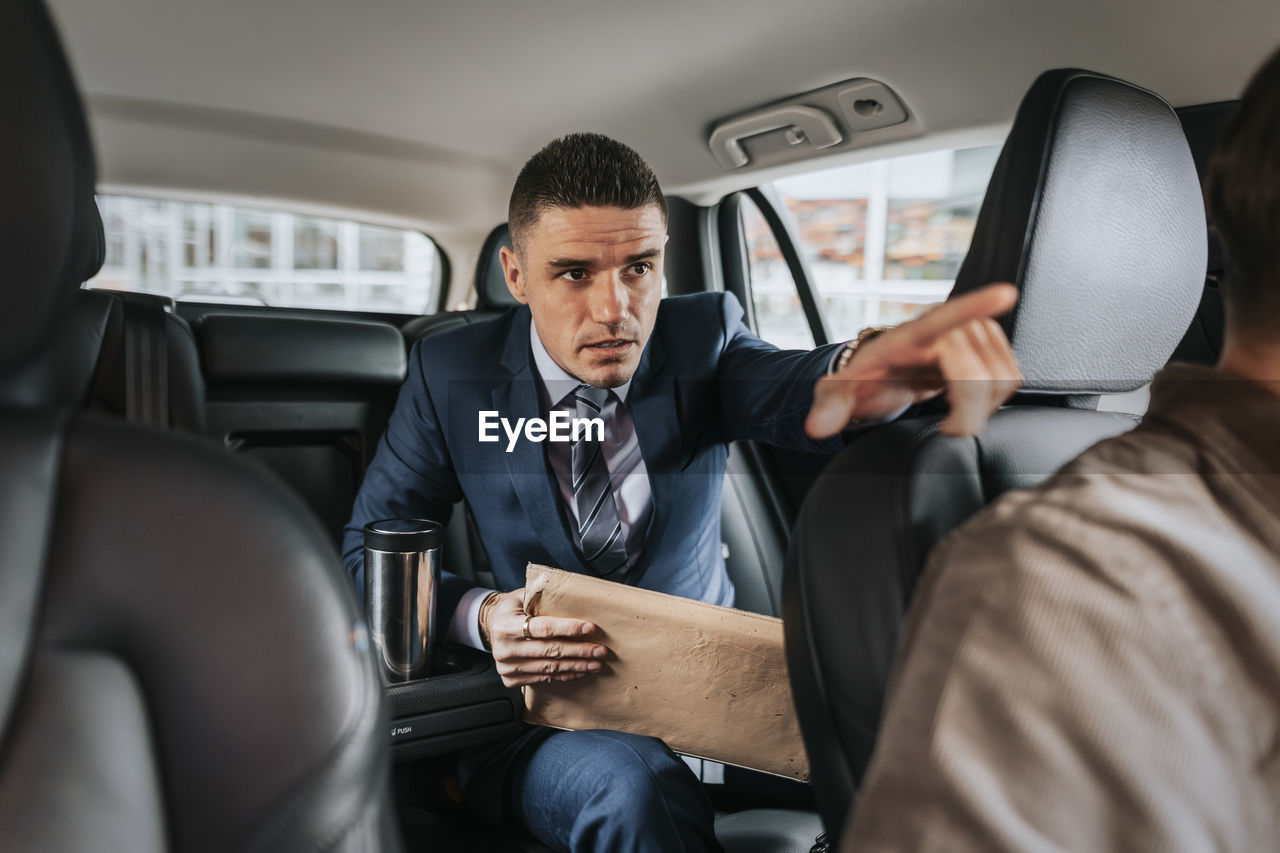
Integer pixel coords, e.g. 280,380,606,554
2,0,1275,850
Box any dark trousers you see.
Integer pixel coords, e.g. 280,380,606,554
460,726,725,853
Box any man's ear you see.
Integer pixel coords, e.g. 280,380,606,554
499,245,529,305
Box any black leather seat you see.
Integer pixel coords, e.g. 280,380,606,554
0,3,401,850
0,233,207,433
783,68,1208,845
87,289,208,431
195,311,407,543
401,223,519,347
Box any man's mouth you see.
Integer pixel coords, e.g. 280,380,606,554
582,339,634,357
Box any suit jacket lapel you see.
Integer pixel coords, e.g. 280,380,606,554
626,331,674,583
495,310,584,574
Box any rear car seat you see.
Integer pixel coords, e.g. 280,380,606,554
85,289,208,430
0,214,207,433
784,68,1207,845
197,311,407,542
402,223,519,348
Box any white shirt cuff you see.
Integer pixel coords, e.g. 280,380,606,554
447,586,496,651
826,341,851,375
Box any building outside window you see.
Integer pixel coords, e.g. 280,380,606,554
88,195,441,315
744,143,1003,346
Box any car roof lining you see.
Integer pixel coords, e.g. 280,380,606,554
49,0,1279,216
45,0,1273,306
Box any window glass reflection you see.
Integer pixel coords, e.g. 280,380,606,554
775,143,1002,339
87,195,440,314
742,196,815,350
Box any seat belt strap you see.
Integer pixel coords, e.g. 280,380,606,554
123,298,169,427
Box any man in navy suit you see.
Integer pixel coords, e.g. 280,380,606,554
343,133,1021,852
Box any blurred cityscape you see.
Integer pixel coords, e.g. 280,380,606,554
745,144,1002,348
87,195,440,314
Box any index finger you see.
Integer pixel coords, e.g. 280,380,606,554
898,283,1018,349
528,615,597,639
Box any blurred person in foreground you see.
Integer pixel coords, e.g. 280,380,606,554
846,46,1280,852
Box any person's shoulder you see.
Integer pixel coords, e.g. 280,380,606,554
648,293,745,373
654,291,738,325
652,292,747,351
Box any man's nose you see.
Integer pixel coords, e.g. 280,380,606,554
589,272,629,326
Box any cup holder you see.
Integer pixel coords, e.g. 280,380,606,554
431,646,473,677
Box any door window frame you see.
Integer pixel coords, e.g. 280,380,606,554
717,186,833,347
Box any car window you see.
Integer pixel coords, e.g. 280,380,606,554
774,144,1002,340
741,194,816,349
88,194,443,314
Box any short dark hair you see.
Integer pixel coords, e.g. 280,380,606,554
1206,46,1280,335
508,132,667,254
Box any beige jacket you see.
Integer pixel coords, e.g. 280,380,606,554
846,365,1280,852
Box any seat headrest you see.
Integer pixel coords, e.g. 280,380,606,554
475,223,521,311
953,69,1206,396
0,0,100,372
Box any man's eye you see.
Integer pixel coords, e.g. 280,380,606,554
631,262,652,275
561,269,587,282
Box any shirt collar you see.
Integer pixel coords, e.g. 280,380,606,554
529,317,632,405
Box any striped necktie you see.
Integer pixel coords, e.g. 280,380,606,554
569,383,630,580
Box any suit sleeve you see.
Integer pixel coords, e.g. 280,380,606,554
713,291,845,453
341,338,474,616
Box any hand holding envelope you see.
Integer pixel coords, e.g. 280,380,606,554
520,564,810,781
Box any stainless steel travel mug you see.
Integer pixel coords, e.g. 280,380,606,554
364,518,442,684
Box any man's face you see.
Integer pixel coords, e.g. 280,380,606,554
500,204,665,388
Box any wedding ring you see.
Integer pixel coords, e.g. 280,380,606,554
522,614,534,640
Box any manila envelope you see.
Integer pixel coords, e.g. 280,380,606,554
521,564,810,781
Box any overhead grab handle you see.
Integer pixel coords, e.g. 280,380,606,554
709,105,843,169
